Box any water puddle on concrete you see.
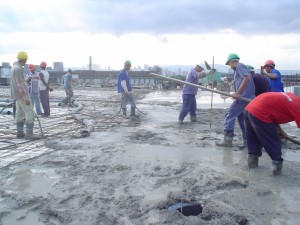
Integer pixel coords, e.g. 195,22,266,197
1,168,59,225
271,187,300,225
6,168,59,197
140,90,233,109
283,151,300,163
1,205,45,225
119,144,246,169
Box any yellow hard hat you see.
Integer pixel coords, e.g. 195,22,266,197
16,51,28,60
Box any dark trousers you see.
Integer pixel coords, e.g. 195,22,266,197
40,90,50,116
244,111,282,161
179,94,196,121
63,89,73,105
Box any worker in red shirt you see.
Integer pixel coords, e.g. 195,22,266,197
244,92,300,175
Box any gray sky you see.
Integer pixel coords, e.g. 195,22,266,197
1,0,300,69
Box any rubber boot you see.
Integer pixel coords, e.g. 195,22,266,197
16,123,25,138
190,115,197,122
216,131,233,147
25,123,40,140
238,139,247,150
130,107,138,118
122,108,127,118
272,160,283,176
248,154,259,168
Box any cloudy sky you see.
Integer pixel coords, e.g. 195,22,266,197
0,0,300,70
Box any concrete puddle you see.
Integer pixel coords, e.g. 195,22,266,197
1,168,59,225
119,144,247,168
5,168,59,197
283,151,300,163
1,205,45,225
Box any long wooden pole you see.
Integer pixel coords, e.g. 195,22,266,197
150,72,251,102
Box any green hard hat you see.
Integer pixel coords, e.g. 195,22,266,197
124,60,132,66
246,65,254,70
246,65,255,72
225,53,240,65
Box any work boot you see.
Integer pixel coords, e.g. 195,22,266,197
216,131,233,147
190,115,197,122
16,123,25,138
238,139,247,150
25,123,41,140
272,160,283,176
122,108,127,118
130,107,139,118
248,154,259,168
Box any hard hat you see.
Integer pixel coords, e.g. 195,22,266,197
196,64,204,70
40,61,47,68
28,64,35,71
263,60,275,68
124,60,131,66
17,51,28,60
246,65,255,72
225,53,240,65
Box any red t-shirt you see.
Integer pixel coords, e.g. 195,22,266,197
245,92,300,127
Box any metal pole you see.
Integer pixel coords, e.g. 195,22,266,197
209,57,214,128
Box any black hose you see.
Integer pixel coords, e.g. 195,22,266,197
128,94,147,115
111,93,147,118
0,102,14,114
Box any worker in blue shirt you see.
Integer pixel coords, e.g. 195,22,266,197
216,53,255,148
117,60,137,118
260,60,284,92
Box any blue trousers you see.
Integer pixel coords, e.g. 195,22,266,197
29,93,42,115
179,94,196,121
224,100,248,139
244,111,282,161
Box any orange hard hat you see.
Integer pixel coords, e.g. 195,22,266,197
40,61,47,68
28,64,35,71
263,60,275,68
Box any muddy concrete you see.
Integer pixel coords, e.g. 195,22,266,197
0,86,300,225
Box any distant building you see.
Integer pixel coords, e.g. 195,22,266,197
0,62,11,85
87,64,101,71
144,64,149,71
53,62,64,71
149,65,162,74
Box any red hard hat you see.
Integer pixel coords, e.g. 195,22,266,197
263,60,275,68
28,64,35,71
40,61,47,68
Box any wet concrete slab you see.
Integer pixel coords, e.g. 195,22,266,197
0,86,300,225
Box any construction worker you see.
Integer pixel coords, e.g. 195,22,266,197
178,64,206,124
244,92,300,175
10,52,40,140
62,69,73,106
26,64,42,115
261,60,284,92
216,53,255,147
117,60,137,118
247,65,271,96
39,61,53,117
